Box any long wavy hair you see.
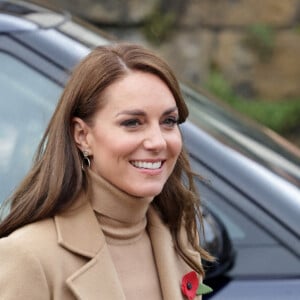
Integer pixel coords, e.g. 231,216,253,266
0,43,212,275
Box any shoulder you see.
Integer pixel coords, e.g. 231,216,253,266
0,218,61,267
0,220,53,299
2,218,56,250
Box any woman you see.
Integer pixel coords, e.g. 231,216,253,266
0,43,212,299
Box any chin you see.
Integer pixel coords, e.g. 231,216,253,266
129,186,164,198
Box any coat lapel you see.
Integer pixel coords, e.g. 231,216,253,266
66,246,125,300
147,206,193,300
54,194,201,300
54,193,125,300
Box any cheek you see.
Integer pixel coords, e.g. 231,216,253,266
169,131,183,157
90,130,138,159
87,129,112,160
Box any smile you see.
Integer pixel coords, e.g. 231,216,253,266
130,161,163,170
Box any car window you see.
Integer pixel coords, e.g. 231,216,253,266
0,51,62,202
182,85,300,187
192,159,275,246
191,157,300,277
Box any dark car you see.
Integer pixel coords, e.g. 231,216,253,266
1,1,300,299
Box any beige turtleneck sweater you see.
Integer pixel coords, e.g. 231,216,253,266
88,170,163,300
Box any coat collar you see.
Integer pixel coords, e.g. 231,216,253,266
55,193,126,299
54,192,102,258
54,194,197,300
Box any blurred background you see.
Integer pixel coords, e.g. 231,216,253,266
31,0,300,148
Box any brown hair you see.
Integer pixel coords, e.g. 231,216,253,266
0,43,212,275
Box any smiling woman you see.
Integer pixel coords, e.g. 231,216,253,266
72,71,182,198
0,43,213,300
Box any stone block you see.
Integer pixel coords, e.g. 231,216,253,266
181,0,299,27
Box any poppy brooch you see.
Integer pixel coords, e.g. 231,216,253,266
181,271,213,299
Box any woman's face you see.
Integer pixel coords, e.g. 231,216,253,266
76,71,182,198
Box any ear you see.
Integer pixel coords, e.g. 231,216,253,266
72,117,92,153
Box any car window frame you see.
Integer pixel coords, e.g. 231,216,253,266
0,33,67,85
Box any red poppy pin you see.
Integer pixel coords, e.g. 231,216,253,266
181,271,213,299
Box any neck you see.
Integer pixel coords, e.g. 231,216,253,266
87,169,153,224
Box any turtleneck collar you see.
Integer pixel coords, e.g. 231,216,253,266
87,169,153,224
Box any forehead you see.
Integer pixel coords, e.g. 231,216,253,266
100,71,177,111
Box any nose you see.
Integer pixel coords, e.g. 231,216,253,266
143,125,167,152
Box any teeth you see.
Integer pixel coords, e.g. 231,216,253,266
131,161,162,169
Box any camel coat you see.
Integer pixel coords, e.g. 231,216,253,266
0,194,202,299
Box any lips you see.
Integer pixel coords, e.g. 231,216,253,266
130,160,163,170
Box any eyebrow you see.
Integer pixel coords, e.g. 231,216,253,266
116,106,178,117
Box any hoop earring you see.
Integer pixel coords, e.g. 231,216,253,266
81,150,91,170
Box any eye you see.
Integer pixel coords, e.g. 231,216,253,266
120,118,142,128
162,116,179,127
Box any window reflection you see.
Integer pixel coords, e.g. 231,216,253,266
0,52,62,201
0,123,17,170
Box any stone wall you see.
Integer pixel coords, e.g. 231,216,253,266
35,0,300,101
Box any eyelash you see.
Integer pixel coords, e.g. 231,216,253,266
120,116,179,129
120,119,141,128
163,116,179,127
